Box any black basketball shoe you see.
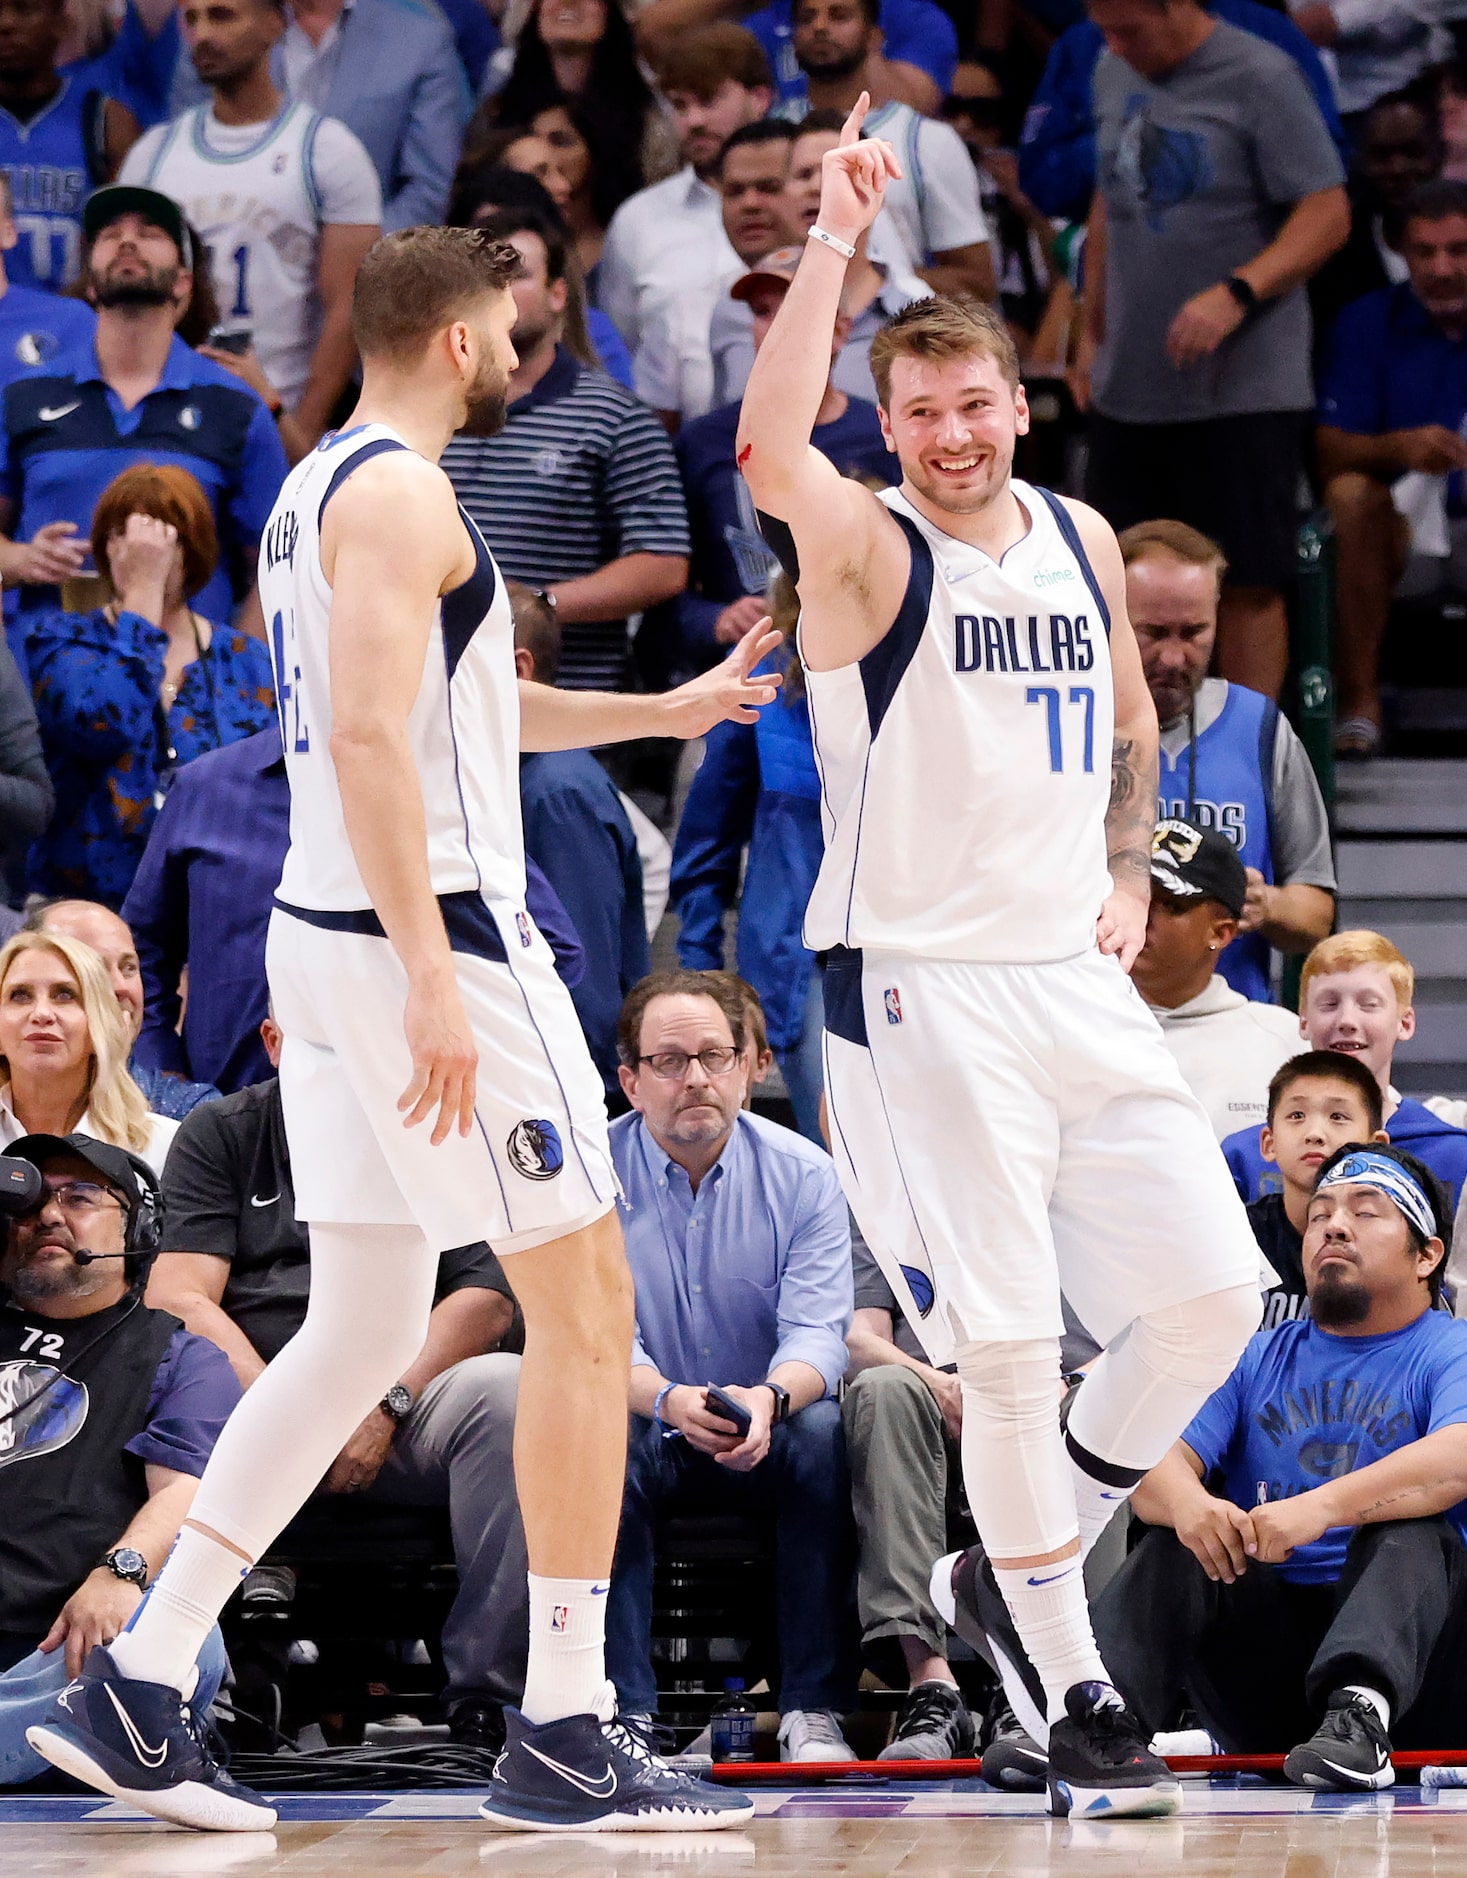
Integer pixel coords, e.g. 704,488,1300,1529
26,1646,276,1831
877,1679,976,1761
1046,1681,1182,1819
1284,1691,1394,1792
930,1546,1049,1748
980,1690,1048,1792
478,1706,757,1831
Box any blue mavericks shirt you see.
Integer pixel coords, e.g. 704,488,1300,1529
1158,682,1277,1003
0,283,94,392
1184,1311,1467,1583
0,78,111,289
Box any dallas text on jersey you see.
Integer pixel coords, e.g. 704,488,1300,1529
954,611,1096,676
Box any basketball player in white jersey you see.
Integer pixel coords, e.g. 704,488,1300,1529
120,0,381,463
28,226,776,1834
739,100,1264,1819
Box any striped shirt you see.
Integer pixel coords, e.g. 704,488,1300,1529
443,347,691,691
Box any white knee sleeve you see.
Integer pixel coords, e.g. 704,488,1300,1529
955,1337,1077,1561
1067,1282,1259,1478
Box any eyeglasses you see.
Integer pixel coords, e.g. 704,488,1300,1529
637,1046,741,1081
37,1180,125,1216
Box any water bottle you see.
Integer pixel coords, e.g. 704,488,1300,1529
709,1678,757,1762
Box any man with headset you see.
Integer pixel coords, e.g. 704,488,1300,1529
0,1133,239,1783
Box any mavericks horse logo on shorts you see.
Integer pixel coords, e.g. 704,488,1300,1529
508,1118,565,1181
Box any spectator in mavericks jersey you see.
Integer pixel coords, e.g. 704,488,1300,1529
1120,520,1335,1003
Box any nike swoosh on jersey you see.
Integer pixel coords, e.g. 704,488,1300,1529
250,1193,279,1208
104,1685,170,1769
522,1742,618,1799
38,402,80,422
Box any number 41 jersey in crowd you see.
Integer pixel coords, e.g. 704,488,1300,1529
802,480,1115,965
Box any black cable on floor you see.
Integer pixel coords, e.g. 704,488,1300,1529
228,1743,502,1791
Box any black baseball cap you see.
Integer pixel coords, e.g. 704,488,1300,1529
82,185,193,268
8,1133,147,1218
1150,817,1248,919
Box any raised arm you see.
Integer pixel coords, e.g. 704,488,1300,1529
322,455,479,1144
737,94,910,667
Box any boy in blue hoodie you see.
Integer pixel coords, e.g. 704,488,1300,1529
1223,933,1467,1227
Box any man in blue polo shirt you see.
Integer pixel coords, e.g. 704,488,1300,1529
1319,178,1467,757
0,182,286,640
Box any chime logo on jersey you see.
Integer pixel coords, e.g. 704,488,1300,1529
508,1118,564,1181
516,911,533,948
884,987,902,1025
0,1361,87,1469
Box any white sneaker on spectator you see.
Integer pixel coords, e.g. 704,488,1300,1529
778,1710,858,1763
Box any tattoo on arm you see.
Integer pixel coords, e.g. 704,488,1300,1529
1106,734,1156,890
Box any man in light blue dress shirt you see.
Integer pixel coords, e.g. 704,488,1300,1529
607,969,861,1763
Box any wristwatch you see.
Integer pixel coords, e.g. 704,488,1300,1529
102,1546,149,1588
379,1382,415,1425
1224,274,1259,316
763,1382,791,1425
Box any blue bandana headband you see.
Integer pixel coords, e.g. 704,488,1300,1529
1316,1150,1437,1242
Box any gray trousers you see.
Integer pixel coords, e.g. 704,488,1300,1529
843,1364,953,1659
366,1351,527,1710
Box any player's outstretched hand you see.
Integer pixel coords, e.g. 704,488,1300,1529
664,619,784,739
399,976,478,1145
818,92,903,246
1096,889,1148,973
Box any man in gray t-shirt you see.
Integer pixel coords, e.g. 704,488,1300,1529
1077,0,1348,702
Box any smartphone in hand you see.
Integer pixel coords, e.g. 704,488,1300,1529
705,1383,753,1436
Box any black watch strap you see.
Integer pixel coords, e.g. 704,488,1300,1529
764,1383,791,1424
1225,273,1259,314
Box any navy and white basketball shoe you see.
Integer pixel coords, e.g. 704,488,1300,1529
479,1705,756,1832
26,1646,276,1831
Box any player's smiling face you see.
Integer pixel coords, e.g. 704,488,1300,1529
1301,966,1414,1091
879,352,1028,516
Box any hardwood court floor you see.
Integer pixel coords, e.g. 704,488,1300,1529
8,1782,1467,1875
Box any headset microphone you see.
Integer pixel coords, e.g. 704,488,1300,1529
70,1248,131,1266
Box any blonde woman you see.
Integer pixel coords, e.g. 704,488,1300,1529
0,932,177,1175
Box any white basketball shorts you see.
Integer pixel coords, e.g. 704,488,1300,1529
822,944,1263,1363
266,892,618,1253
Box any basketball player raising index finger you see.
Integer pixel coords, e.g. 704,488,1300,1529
739,93,1264,1820
28,227,779,1836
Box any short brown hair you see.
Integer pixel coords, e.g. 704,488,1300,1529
1117,518,1229,589
508,579,560,684
1301,931,1414,1011
869,295,1020,408
92,463,218,601
1266,1049,1384,1132
654,22,771,98
617,970,748,1068
351,226,520,364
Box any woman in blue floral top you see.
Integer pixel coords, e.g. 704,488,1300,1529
25,463,276,909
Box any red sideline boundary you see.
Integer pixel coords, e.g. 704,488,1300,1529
707,1750,1467,1783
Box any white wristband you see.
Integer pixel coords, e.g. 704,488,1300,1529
808,225,857,261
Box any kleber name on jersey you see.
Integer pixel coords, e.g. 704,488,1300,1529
954,612,1095,675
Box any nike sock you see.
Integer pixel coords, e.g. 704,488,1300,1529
1343,1685,1390,1728
522,1574,611,1726
1069,1463,1141,1562
110,1528,250,1693
989,1555,1109,1727
108,1223,439,1692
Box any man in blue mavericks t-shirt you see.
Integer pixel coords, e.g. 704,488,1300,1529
1093,1144,1467,1789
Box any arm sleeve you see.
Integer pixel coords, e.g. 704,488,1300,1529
1269,716,1337,890
770,1161,854,1395
1249,54,1347,206
913,116,990,255
26,609,164,764
600,400,692,558
435,1242,515,1300
120,779,190,1073
669,717,760,971
157,1101,244,1258
128,1327,243,1475
306,114,384,224
0,637,52,844
381,28,472,230
1317,296,1385,432
1017,26,1101,223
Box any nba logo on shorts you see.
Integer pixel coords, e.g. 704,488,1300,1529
516,911,533,948
551,1605,568,1634
884,987,902,1025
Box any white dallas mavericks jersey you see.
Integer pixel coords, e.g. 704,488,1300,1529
123,101,373,406
258,423,525,913
803,481,1114,963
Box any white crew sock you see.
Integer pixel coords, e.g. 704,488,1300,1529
522,1574,611,1725
106,1223,438,1693
1071,1469,1137,1561
989,1555,1109,1726
1343,1685,1391,1728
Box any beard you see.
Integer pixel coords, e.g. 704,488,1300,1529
1309,1268,1373,1328
90,259,179,310
5,1247,106,1307
458,350,512,439
797,38,867,78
